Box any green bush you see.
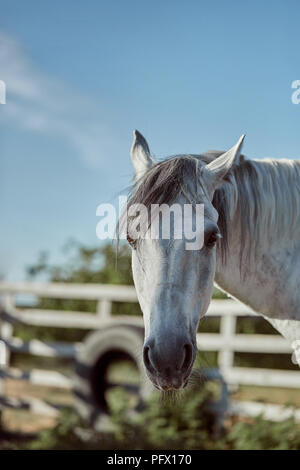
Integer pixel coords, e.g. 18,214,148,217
24,384,300,450
227,416,300,450
26,384,216,450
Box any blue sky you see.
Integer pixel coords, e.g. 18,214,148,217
1,0,299,280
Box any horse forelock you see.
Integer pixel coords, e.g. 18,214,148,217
122,152,231,260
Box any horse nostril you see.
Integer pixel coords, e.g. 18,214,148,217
143,345,155,374
181,343,193,372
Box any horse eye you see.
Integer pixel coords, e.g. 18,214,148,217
205,230,221,248
127,234,137,249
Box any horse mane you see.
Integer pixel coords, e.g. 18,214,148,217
123,150,300,264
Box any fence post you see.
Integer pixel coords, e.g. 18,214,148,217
96,299,112,320
218,313,236,376
0,294,14,423
0,294,14,365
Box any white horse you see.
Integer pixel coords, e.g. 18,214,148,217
124,130,300,391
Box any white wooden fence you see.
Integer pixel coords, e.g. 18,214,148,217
0,281,299,422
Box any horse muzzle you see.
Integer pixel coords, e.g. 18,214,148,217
143,335,196,390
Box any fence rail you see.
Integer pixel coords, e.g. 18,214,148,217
0,281,299,423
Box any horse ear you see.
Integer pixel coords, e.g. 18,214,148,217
203,134,245,191
130,130,155,180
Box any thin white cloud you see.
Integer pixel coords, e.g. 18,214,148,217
0,31,121,168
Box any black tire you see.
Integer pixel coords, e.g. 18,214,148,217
73,324,152,430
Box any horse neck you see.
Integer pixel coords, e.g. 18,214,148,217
214,158,300,316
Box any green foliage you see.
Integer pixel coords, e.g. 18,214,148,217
212,287,228,300
25,384,218,450
27,241,132,286
28,409,84,450
25,386,300,450
108,385,215,450
235,352,299,371
227,416,300,450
